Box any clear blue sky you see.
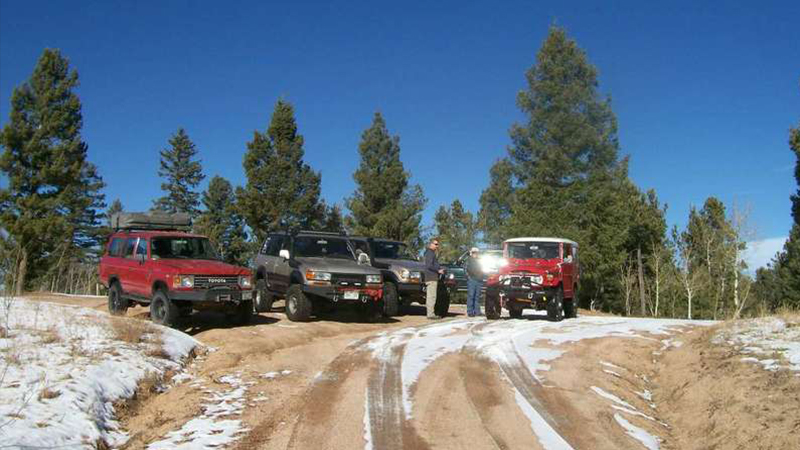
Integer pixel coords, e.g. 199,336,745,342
1,0,798,268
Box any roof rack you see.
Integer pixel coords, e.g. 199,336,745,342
295,229,347,237
111,212,192,232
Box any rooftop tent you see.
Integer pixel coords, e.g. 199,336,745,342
111,212,192,231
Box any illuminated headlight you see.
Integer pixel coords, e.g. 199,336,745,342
448,273,455,279
532,275,544,284
173,275,194,288
401,269,410,279
239,276,253,288
306,270,332,281
409,271,422,281
366,274,382,284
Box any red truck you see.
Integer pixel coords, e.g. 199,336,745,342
484,237,579,321
98,213,254,327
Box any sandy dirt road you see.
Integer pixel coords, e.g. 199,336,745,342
29,293,800,450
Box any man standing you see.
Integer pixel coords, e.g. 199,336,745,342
424,238,445,319
465,247,483,317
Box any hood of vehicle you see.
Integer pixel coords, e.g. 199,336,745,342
298,257,382,275
376,258,426,273
155,259,250,275
501,258,560,274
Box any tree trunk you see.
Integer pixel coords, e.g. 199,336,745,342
15,249,27,296
637,247,646,316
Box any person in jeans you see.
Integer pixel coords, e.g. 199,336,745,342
465,247,484,317
424,238,445,319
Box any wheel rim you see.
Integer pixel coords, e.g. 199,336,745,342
255,290,262,307
288,295,297,315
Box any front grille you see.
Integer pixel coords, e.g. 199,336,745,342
194,276,239,289
331,274,366,287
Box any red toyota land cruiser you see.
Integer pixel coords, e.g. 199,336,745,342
484,237,579,321
98,213,254,327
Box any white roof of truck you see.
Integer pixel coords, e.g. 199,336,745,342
504,237,578,247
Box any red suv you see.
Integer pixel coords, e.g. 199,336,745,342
98,213,254,327
484,237,579,321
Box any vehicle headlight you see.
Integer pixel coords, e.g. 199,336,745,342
305,270,332,281
409,271,421,281
448,273,455,279
366,274,382,284
239,276,252,288
173,275,194,288
401,269,410,279
498,274,510,282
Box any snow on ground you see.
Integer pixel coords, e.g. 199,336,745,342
0,298,199,449
360,312,713,450
147,373,253,449
713,316,800,375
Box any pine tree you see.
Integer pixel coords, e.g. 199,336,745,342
321,203,344,233
152,128,205,217
345,112,427,250
238,100,323,244
106,199,124,226
0,49,106,294
434,200,477,262
774,113,800,308
478,158,514,246
195,176,249,266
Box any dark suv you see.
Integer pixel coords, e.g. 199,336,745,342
98,213,254,327
252,230,384,322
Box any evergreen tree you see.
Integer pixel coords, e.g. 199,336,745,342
0,49,106,294
774,113,800,308
478,158,514,246
106,199,124,226
152,128,205,217
434,200,477,262
345,112,427,250
238,100,323,244
195,176,249,266
321,203,344,233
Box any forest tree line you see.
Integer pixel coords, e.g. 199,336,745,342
1,28,797,319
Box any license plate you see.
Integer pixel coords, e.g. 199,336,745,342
343,290,359,300
218,294,231,301
242,291,252,300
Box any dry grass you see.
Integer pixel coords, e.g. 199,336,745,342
37,387,61,401
39,326,61,344
110,316,153,344
0,325,7,338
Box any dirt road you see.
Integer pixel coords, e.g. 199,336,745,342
31,294,800,450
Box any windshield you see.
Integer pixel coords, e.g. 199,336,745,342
151,237,220,260
507,242,560,260
373,242,415,260
294,236,354,259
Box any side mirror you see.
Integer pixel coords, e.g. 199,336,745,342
564,255,573,264
358,252,371,265
279,249,291,260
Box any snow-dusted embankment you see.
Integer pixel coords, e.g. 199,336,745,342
0,298,200,449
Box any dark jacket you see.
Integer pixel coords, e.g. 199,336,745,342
465,256,483,281
423,248,440,281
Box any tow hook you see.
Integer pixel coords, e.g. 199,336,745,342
361,296,368,303
333,295,339,303
528,292,533,299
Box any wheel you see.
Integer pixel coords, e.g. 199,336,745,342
383,282,399,317
254,279,274,313
564,285,579,318
228,300,254,325
108,282,128,316
509,305,523,319
285,285,312,322
150,290,179,327
547,288,565,322
435,283,451,317
485,286,501,320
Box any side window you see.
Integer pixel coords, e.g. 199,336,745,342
135,239,148,257
563,244,571,260
124,238,137,258
265,235,284,256
109,238,125,257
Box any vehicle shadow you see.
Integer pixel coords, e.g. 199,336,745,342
177,311,280,336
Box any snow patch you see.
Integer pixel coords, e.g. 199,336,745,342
614,413,661,450
714,317,800,374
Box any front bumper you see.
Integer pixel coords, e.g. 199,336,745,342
170,288,253,303
304,284,383,303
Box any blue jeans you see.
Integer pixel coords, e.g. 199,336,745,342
467,279,483,316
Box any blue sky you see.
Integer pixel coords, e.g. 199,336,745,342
1,1,798,268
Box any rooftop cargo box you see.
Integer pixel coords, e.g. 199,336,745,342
111,212,192,231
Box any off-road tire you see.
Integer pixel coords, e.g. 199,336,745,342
564,299,578,319
228,300,254,326
108,282,128,316
485,286,501,320
383,282,399,317
547,288,565,322
254,279,274,313
435,283,451,317
150,290,179,328
509,305,523,319
285,285,312,322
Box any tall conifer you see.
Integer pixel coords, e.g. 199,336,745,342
195,176,249,266
152,128,205,217
434,199,477,262
345,112,426,250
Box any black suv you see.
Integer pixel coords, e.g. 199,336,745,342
252,230,384,321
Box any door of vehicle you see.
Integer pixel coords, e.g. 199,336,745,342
561,243,575,299
127,238,151,297
272,236,294,293
259,234,287,293
116,237,141,295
